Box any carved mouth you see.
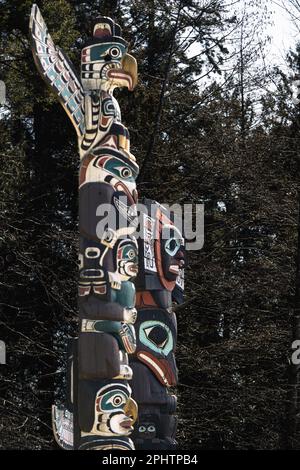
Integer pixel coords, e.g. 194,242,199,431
80,269,103,278
120,418,133,431
107,68,133,90
119,261,138,277
101,62,119,80
114,181,136,205
129,264,138,274
169,264,180,275
137,351,176,387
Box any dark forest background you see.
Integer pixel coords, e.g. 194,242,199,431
1,0,300,450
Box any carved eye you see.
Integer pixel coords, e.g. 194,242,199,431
144,325,168,349
139,426,146,433
165,238,180,256
148,425,155,432
109,47,121,58
115,165,132,179
121,167,132,178
85,247,100,258
127,249,136,260
107,393,125,408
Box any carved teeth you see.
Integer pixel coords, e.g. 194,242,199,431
101,63,120,80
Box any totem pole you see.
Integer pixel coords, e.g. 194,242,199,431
130,199,185,449
30,5,139,450
29,4,185,451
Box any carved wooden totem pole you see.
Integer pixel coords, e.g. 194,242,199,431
29,4,184,451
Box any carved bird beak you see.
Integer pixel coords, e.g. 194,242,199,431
107,53,138,91
121,53,138,90
123,397,138,424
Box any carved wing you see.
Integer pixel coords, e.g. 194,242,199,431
29,4,85,137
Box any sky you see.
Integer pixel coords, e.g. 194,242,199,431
267,1,298,68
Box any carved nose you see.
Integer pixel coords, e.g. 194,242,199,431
175,250,185,268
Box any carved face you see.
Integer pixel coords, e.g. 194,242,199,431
154,212,185,291
79,150,138,202
81,19,137,91
135,309,177,387
93,383,138,436
116,238,138,281
137,422,157,439
161,224,184,282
